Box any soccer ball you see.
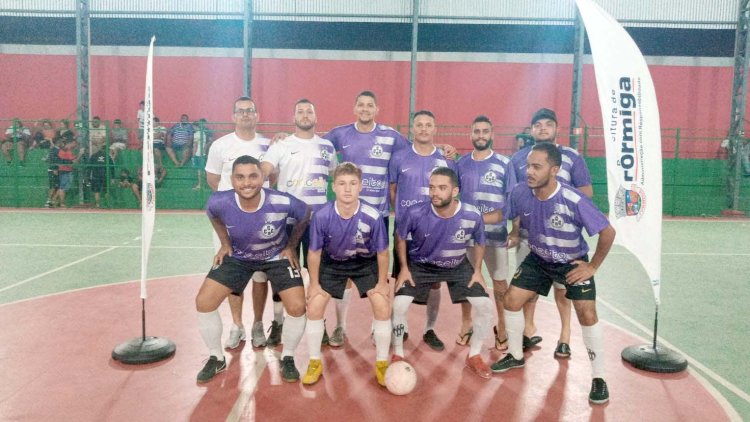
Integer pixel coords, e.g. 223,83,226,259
384,361,417,395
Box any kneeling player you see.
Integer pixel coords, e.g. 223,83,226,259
491,143,615,404
392,167,496,379
195,155,311,383
303,162,391,386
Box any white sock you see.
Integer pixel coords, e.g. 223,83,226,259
281,313,307,359
392,295,414,357
425,287,441,333
335,288,352,330
372,319,391,362
198,310,224,360
504,309,524,360
273,300,284,324
466,296,493,357
582,322,605,378
305,318,325,360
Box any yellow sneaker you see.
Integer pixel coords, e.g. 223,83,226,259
302,359,323,385
375,360,389,386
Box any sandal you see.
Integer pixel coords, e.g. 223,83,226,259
456,328,473,346
493,326,508,351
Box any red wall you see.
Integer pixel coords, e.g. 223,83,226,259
0,52,735,153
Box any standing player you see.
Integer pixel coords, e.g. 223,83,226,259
195,155,311,383
455,115,516,350
302,162,391,386
509,108,593,358
492,143,615,404
323,91,457,346
392,167,495,379
204,96,279,351
388,110,456,351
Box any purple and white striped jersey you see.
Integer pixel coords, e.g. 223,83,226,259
204,132,271,191
510,143,592,188
388,145,456,223
262,134,337,212
309,200,388,260
456,151,516,246
206,188,308,262
324,123,410,216
507,182,609,264
397,201,486,268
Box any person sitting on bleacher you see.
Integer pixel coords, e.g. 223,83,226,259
109,118,129,161
3,118,31,165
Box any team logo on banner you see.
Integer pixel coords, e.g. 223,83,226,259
145,182,156,211
614,185,647,220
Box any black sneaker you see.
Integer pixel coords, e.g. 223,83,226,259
522,335,542,351
554,342,571,359
422,329,445,351
281,356,300,382
266,321,283,347
196,356,226,383
321,320,329,346
491,354,525,373
589,378,609,404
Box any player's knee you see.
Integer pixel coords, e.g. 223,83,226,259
285,301,306,317
574,305,597,325
195,294,218,313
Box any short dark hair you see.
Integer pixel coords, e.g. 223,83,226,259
234,96,255,112
532,142,562,167
430,166,459,187
231,155,261,172
413,110,435,121
295,98,314,108
472,115,492,127
333,162,362,181
355,90,377,104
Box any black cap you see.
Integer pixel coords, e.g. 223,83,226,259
530,108,557,125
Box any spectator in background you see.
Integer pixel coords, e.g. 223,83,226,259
515,127,534,151
53,138,84,208
191,119,214,190
153,117,167,167
35,119,56,149
166,114,194,167
88,144,115,207
58,119,74,140
3,118,31,165
130,165,167,206
137,100,145,142
109,118,128,161
89,116,107,154
45,137,63,208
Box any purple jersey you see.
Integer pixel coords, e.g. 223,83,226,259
309,200,388,260
397,201,486,268
324,123,410,216
456,151,516,246
389,145,456,223
206,188,308,262
510,143,592,189
508,182,609,263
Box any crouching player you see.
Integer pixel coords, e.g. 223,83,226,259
302,162,391,386
195,155,311,383
392,167,496,379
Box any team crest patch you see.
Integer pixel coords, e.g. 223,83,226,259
454,228,466,241
370,144,384,158
321,149,331,161
355,231,364,243
482,171,497,184
548,214,564,229
260,223,276,239
614,185,646,220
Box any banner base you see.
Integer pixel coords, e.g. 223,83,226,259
621,344,687,373
112,336,176,365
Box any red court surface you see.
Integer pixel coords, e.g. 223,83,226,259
0,275,736,421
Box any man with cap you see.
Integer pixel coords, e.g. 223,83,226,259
508,107,593,359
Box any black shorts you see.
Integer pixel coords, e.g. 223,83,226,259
207,256,303,296
318,253,379,299
154,143,166,151
511,253,596,300
90,177,106,193
48,171,59,189
395,258,488,304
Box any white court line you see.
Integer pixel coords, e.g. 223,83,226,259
0,247,117,294
0,243,212,250
598,297,750,406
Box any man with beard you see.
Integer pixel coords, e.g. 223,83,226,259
391,167,496,379
492,142,614,405
195,155,311,383
455,115,516,351
509,108,593,358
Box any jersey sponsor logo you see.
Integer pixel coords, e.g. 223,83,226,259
286,178,327,188
477,204,496,214
614,184,646,220
370,144,384,158
483,171,497,184
361,177,387,189
260,223,277,239
400,198,422,208
549,214,565,229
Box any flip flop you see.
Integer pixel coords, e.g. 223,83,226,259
523,335,542,351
